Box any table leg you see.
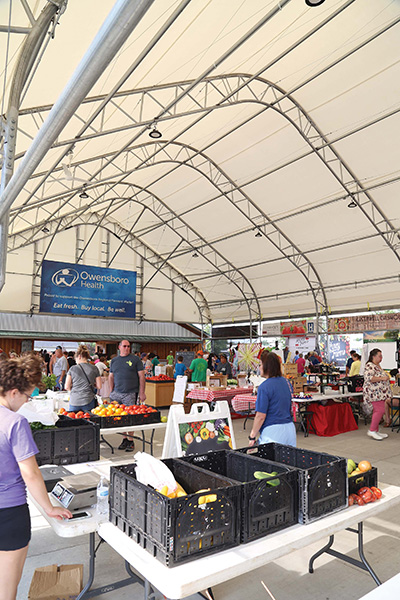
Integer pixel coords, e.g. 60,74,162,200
76,531,96,600
308,523,381,586
100,435,114,454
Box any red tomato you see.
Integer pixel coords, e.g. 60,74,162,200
370,487,382,499
357,487,370,496
348,496,355,506
282,327,291,335
359,489,373,503
67,412,76,418
370,491,377,502
355,495,365,506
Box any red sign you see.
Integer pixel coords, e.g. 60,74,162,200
280,320,306,336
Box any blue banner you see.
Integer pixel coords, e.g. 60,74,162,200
39,260,136,318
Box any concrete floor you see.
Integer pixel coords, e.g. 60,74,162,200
20,411,400,600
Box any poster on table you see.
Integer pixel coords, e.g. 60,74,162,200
39,260,136,318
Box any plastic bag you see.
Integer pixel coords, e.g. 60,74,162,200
134,452,177,495
18,401,58,426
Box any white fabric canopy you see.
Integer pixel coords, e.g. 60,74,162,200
1,0,399,325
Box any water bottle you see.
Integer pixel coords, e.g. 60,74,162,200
96,476,109,516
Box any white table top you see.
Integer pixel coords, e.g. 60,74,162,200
100,422,166,435
358,572,400,599
30,457,135,537
292,392,363,404
98,484,400,599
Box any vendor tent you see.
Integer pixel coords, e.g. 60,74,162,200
0,0,399,329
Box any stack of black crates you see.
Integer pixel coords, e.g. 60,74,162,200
109,442,349,567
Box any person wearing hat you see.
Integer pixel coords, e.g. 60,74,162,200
50,346,68,390
166,350,174,366
188,351,208,383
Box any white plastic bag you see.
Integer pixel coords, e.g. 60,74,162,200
18,401,58,425
134,451,177,495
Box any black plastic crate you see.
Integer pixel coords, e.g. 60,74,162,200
349,466,378,495
33,417,100,466
180,450,298,542
109,458,241,567
237,443,348,524
89,407,160,428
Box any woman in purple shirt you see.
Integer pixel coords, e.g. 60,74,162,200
0,355,72,599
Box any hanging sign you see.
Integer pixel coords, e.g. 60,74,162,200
262,322,281,336
280,320,306,336
39,260,136,318
329,314,400,333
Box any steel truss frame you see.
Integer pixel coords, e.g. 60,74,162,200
4,6,399,328
10,68,400,326
10,208,212,326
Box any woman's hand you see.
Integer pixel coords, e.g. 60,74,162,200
45,506,73,520
248,438,256,447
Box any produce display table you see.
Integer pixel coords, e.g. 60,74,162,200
98,484,400,600
359,573,400,599
231,394,257,429
31,450,400,600
307,400,358,436
186,386,254,404
145,380,174,407
292,393,363,437
100,422,166,455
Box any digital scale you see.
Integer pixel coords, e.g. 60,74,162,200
51,472,102,510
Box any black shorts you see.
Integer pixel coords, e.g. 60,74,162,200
0,503,31,551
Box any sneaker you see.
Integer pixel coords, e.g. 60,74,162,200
125,442,135,452
378,431,388,439
118,438,129,450
367,430,383,441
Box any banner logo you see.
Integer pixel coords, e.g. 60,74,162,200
51,268,79,288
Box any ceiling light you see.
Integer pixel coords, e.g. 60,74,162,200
79,189,89,199
42,227,49,233
305,0,326,6
192,252,199,258
149,124,162,139
255,230,262,238
347,200,357,209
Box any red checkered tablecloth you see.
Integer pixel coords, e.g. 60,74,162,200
231,395,257,412
186,387,254,403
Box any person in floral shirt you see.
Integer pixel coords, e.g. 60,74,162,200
363,348,392,441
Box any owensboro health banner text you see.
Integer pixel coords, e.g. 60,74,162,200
39,260,136,318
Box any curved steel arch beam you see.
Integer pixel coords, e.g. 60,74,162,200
8,182,260,323
8,209,212,325
15,70,399,268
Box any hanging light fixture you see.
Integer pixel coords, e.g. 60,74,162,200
79,185,89,199
149,123,162,139
347,200,357,209
192,251,199,258
255,230,262,238
305,0,326,6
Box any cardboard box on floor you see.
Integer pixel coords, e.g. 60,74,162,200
28,564,82,600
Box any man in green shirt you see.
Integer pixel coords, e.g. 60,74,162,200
188,351,208,382
166,351,174,366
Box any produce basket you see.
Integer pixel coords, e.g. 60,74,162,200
109,458,241,566
237,443,348,524
32,416,100,466
89,406,160,428
348,467,378,495
179,450,298,542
